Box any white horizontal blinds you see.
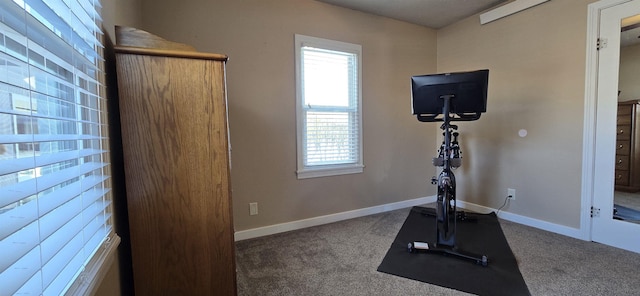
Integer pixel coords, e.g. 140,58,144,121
301,46,359,166
0,0,111,295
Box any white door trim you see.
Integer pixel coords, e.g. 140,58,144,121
581,0,634,242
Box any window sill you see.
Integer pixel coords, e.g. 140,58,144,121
297,164,364,179
66,233,121,296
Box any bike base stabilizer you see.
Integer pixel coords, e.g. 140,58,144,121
407,241,488,267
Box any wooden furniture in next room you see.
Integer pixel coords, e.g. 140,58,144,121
615,100,640,192
114,26,236,295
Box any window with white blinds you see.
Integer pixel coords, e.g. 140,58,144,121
0,0,118,295
295,34,363,179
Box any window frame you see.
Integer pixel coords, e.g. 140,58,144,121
294,34,364,179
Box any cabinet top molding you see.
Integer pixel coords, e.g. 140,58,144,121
114,26,228,61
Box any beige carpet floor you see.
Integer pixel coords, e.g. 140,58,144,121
236,205,640,295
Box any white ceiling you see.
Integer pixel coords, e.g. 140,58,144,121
315,0,507,29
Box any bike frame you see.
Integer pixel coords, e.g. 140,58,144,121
435,95,457,246
409,94,488,266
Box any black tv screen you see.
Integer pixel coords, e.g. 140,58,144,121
411,69,488,121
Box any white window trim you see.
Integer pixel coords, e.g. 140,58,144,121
65,233,120,296
294,34,363,179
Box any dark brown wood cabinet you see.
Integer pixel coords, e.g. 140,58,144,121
615,100,640,192
114,27,236,295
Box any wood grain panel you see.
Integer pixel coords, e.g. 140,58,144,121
116,52,236,295
616,170,630,186
615,100,640,192
616,125,631,140
115,26,197,51
616,140,631,156
618,104,632,116
616,155,630,170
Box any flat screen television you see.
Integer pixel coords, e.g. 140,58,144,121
411,69,489,122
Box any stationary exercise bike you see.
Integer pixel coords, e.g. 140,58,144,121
406,70,489,267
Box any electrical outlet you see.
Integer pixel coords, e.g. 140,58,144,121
249,202,258,215
507,188,516,200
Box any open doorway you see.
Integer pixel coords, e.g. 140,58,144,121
613,14,640,223
583,0,640,254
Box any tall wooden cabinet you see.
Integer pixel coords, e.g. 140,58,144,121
615,100,640,192
114,27,236,295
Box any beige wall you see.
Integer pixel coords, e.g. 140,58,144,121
101,0,142,43
437,0,594,228
94,256,122,296
619,43,640,101
95,0,606,293
138,0,438,231
95,0,142,294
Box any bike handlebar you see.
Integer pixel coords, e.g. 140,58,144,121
416,112,482,123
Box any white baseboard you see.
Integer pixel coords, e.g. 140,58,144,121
234,195,437,241
456,200,585,240
234,196,585,242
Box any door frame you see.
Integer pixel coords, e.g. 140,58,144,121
581,0,635,243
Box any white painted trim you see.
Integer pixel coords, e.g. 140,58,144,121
66,233,121,296
479,0,550,25
294,34,364,180
235,196,586,242
234,196,437,241
456,200,585,240
581,0,635,243
297,164,364,179
580,1,601,243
